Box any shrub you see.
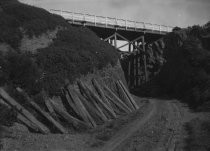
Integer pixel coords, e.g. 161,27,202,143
36,28,119,95
0,51,42,95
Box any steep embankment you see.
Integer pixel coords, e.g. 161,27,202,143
0,0,119,96
0,0,124,145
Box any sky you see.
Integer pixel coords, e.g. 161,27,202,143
20,0,210,28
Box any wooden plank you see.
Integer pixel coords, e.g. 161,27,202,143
77,81,108,121
103,85,132,113
0,98,40,132
116,81,135,111
92,79,117,118
17,114,40,132
68,88,97,127
67,87,91,126
118,80,139,109
44,98,58,119
50,100,90,129
0,88,50,134
142,35,148,82
16,88,67,134
77,91,103,123
63,89,81,118
106,95,124,115
83,83,115,117
30,101,67,134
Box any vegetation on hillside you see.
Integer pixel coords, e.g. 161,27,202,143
0,0,119,96
137,22,210,111
0,0,119,137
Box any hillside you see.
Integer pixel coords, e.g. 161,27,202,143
0,0,120,141
0,0,119,96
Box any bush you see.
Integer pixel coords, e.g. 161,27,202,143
0,51,42,95
36,28,119,95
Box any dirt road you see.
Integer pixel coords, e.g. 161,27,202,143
2,97,204,151
95,99,201,151
99,100,158,151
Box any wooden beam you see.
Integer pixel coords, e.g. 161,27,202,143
66,87,89,125
142,35,148,82
44,98,58,119
30,101,67,134
115,81,135,111
0,98,40,132
118,36,143,49
17,114,39,132
67,87,96,127
77,81,108,121
63,89,81,118
118,80,139,109
50,100,90,129
92,79,117,118
103,85,132,113
0,88,50,134
105,95,122,114
116,33,130,42
16,88,67,134
104,33,116,42
74,90,97,127
77,91,102,123
128,61,131,89
114,33,117,48
85,83,117,119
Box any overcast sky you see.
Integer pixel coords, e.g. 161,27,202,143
21,0,210,27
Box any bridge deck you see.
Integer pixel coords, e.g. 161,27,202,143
50,9,173,35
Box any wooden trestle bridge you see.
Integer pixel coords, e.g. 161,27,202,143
50,9,173,89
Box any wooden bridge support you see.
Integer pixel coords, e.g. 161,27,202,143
104,32,148,89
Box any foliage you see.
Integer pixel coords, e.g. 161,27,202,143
0,51,42,95
0,1,119,96
36,28,119,95
0,0,67,49
138,22,210,110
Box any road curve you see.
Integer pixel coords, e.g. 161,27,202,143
100,100,158,151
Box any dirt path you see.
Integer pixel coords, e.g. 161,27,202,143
2,97,205,151
99,100,158,151
95,99,203,151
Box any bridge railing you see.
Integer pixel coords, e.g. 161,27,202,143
50,9,174,33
